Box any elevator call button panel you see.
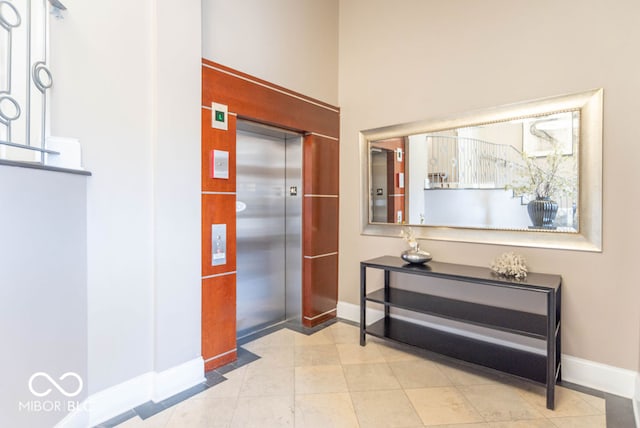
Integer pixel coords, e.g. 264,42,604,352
211,224,227,266
211,150,229,179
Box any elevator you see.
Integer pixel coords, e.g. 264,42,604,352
370,148,390,223
236,120,302,338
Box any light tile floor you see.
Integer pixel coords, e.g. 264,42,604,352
114,322,607,428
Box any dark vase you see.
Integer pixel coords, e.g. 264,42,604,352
527,197,558,229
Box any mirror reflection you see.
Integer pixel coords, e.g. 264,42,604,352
369,111,580,232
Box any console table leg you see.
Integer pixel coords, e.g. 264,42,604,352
384,270,390,319
546,290,557,410
556,285,562,382
360,264,366,346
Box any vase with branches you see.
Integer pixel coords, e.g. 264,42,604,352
507,142,576,228
399,227,432,264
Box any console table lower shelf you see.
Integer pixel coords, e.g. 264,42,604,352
360,256,561,410
366,318,548,384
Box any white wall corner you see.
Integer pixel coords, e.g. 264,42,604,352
55,372,153,428
152,357,205,403
56,357,204,428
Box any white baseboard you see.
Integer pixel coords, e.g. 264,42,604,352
633,373,639,428
337,300,358,322
152,357,204,402
562,355,636,398
54,400,90,428
337,300,382,324
56,357,204,428
338,300,638,400
55,372,153,428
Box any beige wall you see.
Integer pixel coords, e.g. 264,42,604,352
200,0,639,371
339,0,640,370
202,0,339,105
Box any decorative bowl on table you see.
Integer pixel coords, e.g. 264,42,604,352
401,247,432,264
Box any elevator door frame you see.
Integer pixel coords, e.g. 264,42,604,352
202,60,340,371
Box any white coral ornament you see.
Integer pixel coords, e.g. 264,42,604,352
490,252,528,280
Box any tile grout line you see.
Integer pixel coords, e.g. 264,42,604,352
455,383,490,425
292,340,297,422
227,362,248,427
104,321,616,427
339,329,363,428
399,386,425,426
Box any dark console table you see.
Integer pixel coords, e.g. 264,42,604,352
360,256,561,409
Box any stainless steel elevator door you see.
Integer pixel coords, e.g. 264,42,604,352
236,121,302,338
371,150,389,223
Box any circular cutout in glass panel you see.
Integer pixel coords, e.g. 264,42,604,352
0,1,21,30
0,95,21,122
33,62,53,92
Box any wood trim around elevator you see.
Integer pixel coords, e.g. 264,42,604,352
202,60,339,139
201,59,341,364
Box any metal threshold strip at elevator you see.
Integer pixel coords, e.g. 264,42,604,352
235,120,302,338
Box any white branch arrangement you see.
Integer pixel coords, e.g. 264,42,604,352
400,227,418,249
490,252,528,280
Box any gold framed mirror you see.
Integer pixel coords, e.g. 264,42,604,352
359,88,603,251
